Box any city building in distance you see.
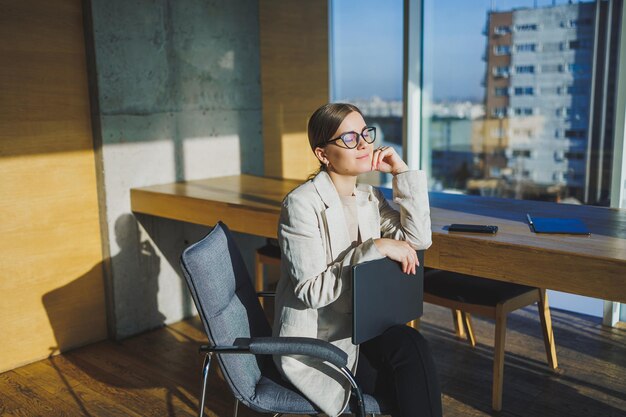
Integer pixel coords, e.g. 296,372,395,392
482,1,617,203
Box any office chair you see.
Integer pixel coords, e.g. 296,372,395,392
180,222,391,417
423,268,558,411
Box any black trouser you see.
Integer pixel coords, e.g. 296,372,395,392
355,325,442,417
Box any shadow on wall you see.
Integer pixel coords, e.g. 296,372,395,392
133,213,203,323
111,213,167,331
132,212,267,328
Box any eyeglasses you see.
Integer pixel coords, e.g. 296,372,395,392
327,126,377,149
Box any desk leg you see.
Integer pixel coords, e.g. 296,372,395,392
538,289,558,370
453,309,466,339
492,304,507,411
255,252,264,309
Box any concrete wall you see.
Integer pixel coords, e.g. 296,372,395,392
90,0,265,338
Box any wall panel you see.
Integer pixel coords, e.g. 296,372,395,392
260,0,329,179
0,0,107,372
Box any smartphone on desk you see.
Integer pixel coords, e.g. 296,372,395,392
448,224,498,234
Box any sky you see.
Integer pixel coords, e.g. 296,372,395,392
332,0,586,102
332,0,404,101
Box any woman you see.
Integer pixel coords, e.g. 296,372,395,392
273,103,442,417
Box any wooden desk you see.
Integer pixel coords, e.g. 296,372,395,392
131,174,626,303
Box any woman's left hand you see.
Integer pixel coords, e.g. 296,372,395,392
371,146,409,175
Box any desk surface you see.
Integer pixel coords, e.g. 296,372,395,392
131,174,626,303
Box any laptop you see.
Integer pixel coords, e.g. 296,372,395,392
351,251,424,344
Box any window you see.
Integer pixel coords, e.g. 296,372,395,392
565,170,585,181
542,42,561,52
554,151,565,162
567,84,589,95
419,0,623,318
514,86,534,96
493,66,510,77
542,64,564,73
495,87,508,96
556,107,572,117
512,149,531,158
568,39,593,49
561,85,579,95
422,0,619,205
514,108,534,116
568,63,590,75
565,129,586,138
541,86,560,95
513,128,534,138
515,23,538,31
566,18,593,28
331,0,403,187
492,107,507,117
494,45,510,55
516,43,536,52
515,65,535,74
553,171,565,181
565,151,586,160
494,25,511,35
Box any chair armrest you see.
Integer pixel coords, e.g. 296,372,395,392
199,345,250,353
199,337,348,369
200,337,348,369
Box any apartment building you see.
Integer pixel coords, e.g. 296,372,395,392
483,2,616,202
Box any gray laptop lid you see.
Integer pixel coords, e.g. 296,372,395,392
352,251,424,344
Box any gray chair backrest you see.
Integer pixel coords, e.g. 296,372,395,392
180,222,273,402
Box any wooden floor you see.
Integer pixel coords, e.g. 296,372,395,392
2,303,626,417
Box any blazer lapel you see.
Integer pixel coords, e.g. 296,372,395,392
313,172,352,261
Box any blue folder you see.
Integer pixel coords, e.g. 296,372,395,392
528,215,590,235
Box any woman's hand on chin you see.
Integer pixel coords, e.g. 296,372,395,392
371,146,409,176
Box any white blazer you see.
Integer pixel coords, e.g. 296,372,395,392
272,170,432,416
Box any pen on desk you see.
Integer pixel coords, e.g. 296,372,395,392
526,213,534,231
